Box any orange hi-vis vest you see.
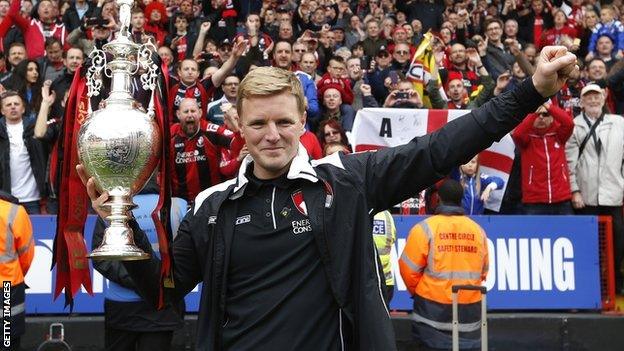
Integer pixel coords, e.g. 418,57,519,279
0,200,34,286
399,213,488,305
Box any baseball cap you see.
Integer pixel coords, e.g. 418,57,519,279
581,83,604,96
376,45,389,57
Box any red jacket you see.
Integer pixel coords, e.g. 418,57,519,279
512,104,574,204
8,0,68,59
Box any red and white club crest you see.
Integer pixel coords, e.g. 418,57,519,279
291,190,308,216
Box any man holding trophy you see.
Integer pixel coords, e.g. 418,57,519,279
61,0,579,349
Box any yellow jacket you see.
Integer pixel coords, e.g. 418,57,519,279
0,200,34,285
373,211,396,286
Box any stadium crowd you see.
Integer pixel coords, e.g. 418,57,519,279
0,0,623,292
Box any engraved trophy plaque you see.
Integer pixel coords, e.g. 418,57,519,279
77,0,161,260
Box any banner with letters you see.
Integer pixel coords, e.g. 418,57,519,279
351,108,516,212
24,215,600,313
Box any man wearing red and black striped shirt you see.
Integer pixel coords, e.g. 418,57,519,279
168,39,246,121
170,98,243,203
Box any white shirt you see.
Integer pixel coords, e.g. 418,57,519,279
7,122,40,202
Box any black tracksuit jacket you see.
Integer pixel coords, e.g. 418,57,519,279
124,78,546,350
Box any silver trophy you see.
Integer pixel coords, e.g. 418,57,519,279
77,0,161,260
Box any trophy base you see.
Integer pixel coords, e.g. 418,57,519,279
89,245,150,261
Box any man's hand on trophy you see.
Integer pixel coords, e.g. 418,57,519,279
76,164,111,219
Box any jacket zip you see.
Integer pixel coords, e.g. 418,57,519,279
270,186,277,230
339,309,345,351
469,177,474,215
543,137,552,203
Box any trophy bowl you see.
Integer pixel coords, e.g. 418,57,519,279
77,102,162,260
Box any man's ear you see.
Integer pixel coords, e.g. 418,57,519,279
299,110,307,136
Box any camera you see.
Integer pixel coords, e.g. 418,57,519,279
395,91,410,100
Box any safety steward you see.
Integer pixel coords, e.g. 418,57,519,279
372,210,396,306
400,180,488,350
0,192,34,350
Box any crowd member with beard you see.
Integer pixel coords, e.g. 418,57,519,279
6,0,68,59
169,35,245,121
170,98,243,203
512,101,574,215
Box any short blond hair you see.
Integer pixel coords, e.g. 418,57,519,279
237,66,305,118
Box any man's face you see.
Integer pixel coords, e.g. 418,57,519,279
222,76,239,99
366,22,380,38
402,24,414,38
1,96,25,123
158,47,174,66
46,43,63,63
323,88,342,110
218,44,232,61
350,16,360,29
279,24,293,39
327,59,346,79
38,0,54,22
581,91,605,116
588,60,607,80
375,51,392,68
312,8,325,24
176,98,201,136
600,8,614,23
64,48,84,73
8,46,26,67
504,20,518,37
411,19,422,33
486,22,503,42
450,44,466,66
174,16,188,32
131,12,145,30
533,107,554,129
0,0,10,17
597,36,614,56
273,42,292,69
300,53,317,75
93,26,111,40
447,79,465,101
531,0,544,13
346,58,362,80
326,31,336,47
392,44,411,64
239,92,306,179
179,0,192,16
392,29,407,43
292,43,307,62
246,14,260,31
178,60,200,85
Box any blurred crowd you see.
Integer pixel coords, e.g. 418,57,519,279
1,0,624,289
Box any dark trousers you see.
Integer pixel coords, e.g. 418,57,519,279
523,201,574,215
19,200,40,214
105,328,174,351
576,205,624,291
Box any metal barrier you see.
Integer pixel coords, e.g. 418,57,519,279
598,216,616,311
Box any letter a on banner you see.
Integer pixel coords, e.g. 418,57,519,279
379,118,392,137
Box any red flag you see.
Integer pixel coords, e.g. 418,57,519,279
152,60,174,308
53,68,93,308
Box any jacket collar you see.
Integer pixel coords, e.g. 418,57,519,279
230,143,318,199
435,204,465,215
